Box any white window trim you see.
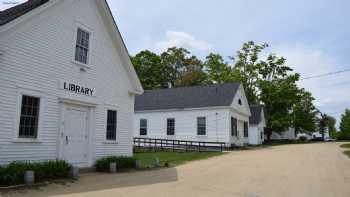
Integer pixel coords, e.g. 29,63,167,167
71,22,94,69
166,118,175,136
13,88,46,143
104,104,119,143
140,119,148,136
197,117,207,136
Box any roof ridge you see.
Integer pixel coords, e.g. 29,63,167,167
144,82,241,92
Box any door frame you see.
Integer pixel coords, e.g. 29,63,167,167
57,99,96,167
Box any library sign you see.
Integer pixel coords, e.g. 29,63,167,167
59,81,96,97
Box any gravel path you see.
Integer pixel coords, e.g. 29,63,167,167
2,142,350,197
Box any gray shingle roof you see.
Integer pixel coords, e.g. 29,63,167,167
249,105,264,125
0,0,49,26
135,83,241,111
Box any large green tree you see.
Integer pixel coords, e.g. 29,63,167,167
131,50,167,90
204,53,236,84
340,109,350,134
293,89,318,134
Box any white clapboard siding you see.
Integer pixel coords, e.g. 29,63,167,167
0,0,136,165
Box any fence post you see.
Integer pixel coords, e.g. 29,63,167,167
173,140,175,152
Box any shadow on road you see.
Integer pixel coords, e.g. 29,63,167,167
1,167,178,197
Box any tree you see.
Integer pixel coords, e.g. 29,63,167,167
131,50,167,90
327,116,337,138
318,113,329,140
232,41,268,104
204,53,238,84
160,47,207,88
293,89,318,134
339,109,350,139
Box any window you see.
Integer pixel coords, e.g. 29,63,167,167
197,117,206,135
167,118,175,135
244,121,249,137
238,99,242,105
75,28,90,64
140,119,147,136
19,95,40,138
106,110,117,140
231,117,237,137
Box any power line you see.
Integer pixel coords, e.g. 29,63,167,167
300,68,350,80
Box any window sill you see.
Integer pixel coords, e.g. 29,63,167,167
12,138,42,144
71,60,91,70
103,141,118,144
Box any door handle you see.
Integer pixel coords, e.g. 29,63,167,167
66,136,69,145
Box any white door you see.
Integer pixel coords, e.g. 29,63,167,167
63,106,89,166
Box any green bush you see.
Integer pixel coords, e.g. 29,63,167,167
0,160,71,187
298,136,308,142
336,132,350,140
95,156,136,172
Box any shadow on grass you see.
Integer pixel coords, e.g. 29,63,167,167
1,168,178,197
340,143,350,149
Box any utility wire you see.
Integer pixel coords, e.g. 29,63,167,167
300,68,350,80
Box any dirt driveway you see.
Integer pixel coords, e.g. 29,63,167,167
2,142,350,197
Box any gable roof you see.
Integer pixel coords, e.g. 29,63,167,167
249,105,264,125
0,0,49,26
135,83,241,111
0,0,143,94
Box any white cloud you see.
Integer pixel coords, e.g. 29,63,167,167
155,31,211,53
273,44,350,125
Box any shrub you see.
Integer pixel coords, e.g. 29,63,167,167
298,136,308,142
95,156,136,172
0,160,71,187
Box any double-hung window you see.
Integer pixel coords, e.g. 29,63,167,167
140,119,147,136
106,110,117,141
244,121,249,137
167,118,175,135
197,117,206,136
75,28,90,64
231,117,238,137
19,95,40,138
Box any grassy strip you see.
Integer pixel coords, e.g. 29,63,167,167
344,151,350,158
134,151,225,168
340,144,350,149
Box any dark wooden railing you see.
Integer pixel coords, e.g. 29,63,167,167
133,137,226,152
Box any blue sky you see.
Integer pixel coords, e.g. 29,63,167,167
106,0,350,126
1,0,349,126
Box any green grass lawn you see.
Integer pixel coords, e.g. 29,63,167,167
133,151,226,168
340,143,350,149
340,143,350,158
344,151,350,158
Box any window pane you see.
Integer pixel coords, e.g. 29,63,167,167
106,110,117,140
197,117,206,135
167,118,175,135
19,95,40,138
75,28,90,64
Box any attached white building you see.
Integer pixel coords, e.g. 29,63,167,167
0,0,143,167
134,83,251,147
248,105,266,145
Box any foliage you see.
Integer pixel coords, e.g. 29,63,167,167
326,115,337,138
0,160,71,186
340,109,350,134
298,136,308,142
293,89,318,133
95,156,136,172
133,151,225,168
132,42,319,136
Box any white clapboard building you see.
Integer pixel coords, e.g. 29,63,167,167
0,0,143,167
134,83,251,147
248,105,266,145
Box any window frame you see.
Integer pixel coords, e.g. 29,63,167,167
166,118,175,136
140,119,148,136
197,117,207,136
231,117,238,137
18,95,41,139
72,23,93,68
106,110,117,141
244,121,249,137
